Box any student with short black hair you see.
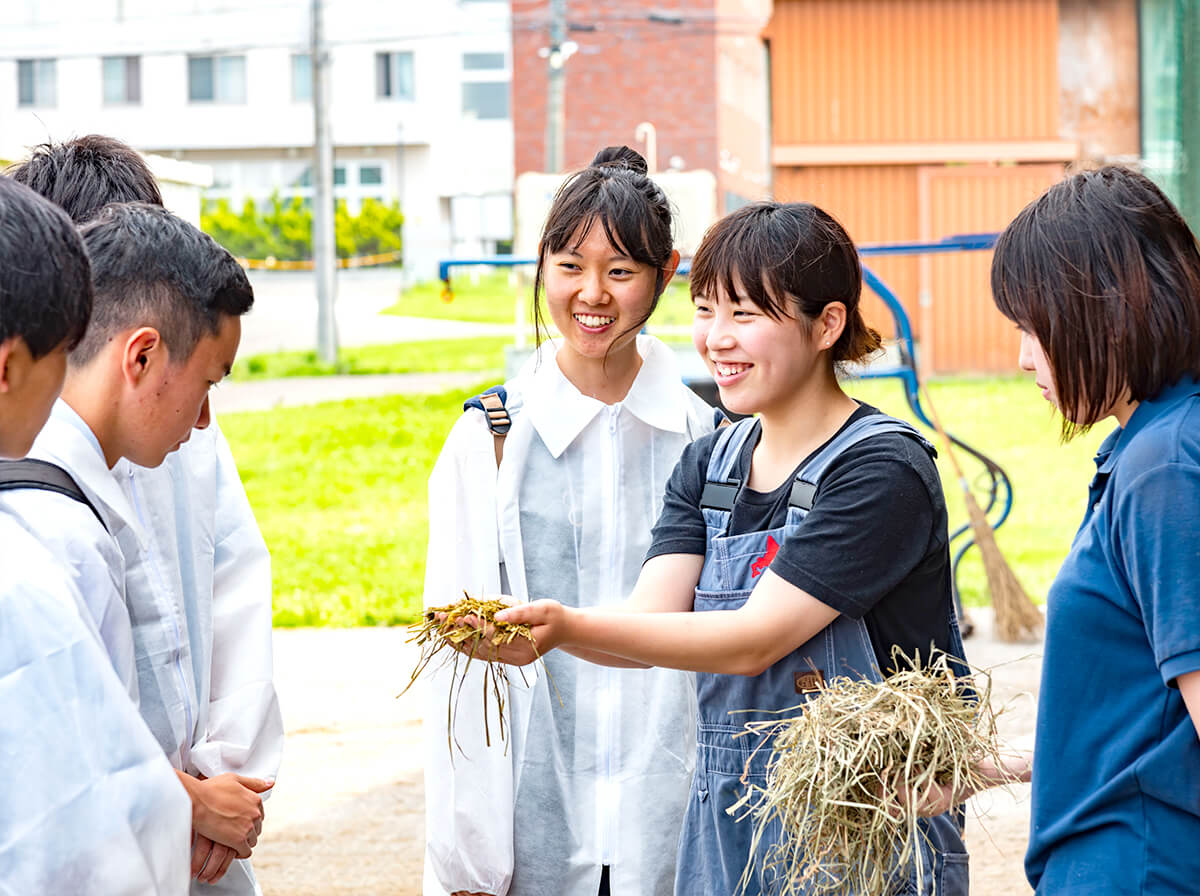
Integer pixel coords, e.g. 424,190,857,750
943,166,1200,892
11,135,283,893
0,202,271,887
0,174,192,892
0,177,91,458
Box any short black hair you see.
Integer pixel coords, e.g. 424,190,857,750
691,202,881,363
74,203,253,366
992,165,1200,436
6,135,163,224
0,176,93,358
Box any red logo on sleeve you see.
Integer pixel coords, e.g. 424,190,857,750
750,535,780,578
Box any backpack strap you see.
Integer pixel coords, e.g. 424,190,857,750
0,458,108,531
463,385,512,468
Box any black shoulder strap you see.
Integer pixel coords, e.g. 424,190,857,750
0,459,108,531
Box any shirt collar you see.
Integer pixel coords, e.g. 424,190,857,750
524,335,690,459
30,399,139,533
1096,376,1200,474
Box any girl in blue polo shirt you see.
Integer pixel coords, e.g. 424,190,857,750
492,201,971,895
983,166,1200,893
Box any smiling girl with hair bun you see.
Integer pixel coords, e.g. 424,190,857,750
422,146,717,896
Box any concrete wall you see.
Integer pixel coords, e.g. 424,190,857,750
1057,0,1141,163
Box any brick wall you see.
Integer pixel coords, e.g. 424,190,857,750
512,0,722,177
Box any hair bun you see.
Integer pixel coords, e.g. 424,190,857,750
590,145,648,175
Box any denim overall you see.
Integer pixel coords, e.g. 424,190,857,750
674,415,970,896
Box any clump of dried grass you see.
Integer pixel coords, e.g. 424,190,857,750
401,593,540,755
730,651,1010,896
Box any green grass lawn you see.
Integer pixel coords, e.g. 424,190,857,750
384,269,696,329
231,336,509,380
221,386,489,626
221,374,1105,627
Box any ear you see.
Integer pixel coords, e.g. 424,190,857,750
121,327,166,387
815,302,848,352
658,249,682,293
0,336,27,394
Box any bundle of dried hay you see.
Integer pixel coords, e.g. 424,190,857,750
730,651,1010,896
401,593,540,754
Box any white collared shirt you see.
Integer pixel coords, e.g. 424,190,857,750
0,515,191,895
424,335,714,896
0,399,139,698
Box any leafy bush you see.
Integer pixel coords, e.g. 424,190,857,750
201,193,403,262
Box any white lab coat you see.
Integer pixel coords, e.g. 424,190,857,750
0,400,279,896
0,514,191,894
113,417,282,896
0,400,141,700
423,336,712,896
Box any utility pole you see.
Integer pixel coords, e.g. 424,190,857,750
311,0,338,363
544,0,567,172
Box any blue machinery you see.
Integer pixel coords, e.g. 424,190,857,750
439,234,1008,632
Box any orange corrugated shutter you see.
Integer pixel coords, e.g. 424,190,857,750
770,0,1059,145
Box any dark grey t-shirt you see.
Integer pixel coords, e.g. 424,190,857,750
646,404,956,672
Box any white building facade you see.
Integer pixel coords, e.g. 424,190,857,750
0,0,514,280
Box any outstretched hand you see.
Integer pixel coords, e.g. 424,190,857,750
490,599,568,665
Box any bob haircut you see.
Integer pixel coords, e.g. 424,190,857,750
992,166,1200,437
533,146,674,349
689,201,881,364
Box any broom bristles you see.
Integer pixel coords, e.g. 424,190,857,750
962,490,1043,642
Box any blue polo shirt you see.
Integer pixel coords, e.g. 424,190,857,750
1026,377,1200,893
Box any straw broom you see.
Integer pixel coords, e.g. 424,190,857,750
920,384,1043,642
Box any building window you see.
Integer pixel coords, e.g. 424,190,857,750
359,165,383,186
292,53,312,102
375,51,414,100
102,56,141,105
333,166,347,187
188,55,246,103
17,59,56,107
462,81,509,120
463,52,505,71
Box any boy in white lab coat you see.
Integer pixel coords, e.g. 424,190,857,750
9,137,284,893
0,201,271,887
0,175,192,893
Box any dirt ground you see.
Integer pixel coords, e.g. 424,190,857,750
252,609,1041,895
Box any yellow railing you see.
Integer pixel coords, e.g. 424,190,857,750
234,250,403,271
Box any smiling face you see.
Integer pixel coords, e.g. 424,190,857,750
542,222,663,380
128,313,241,468
692,276,829,420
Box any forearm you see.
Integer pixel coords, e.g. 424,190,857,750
560,605,779,676
560,644,650,668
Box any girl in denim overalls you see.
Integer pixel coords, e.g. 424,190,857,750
496,202,971,895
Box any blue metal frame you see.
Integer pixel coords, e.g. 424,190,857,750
439,233,1011,628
